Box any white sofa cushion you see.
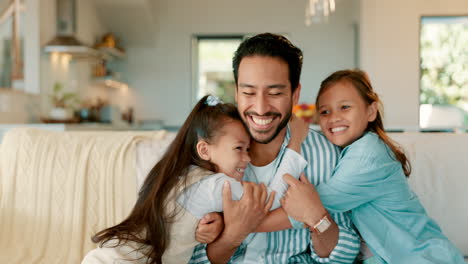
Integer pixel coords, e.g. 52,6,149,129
390,133,468,256
135,132,177,191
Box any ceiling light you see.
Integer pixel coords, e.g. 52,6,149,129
305,0,336,26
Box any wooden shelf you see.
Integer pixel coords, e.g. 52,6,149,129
93,76,128,90
97,47,126,60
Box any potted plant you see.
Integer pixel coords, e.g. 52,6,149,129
49,82,79,120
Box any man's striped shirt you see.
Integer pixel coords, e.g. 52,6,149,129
189,127,360,263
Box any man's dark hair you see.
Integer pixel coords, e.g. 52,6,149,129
233,33,303,92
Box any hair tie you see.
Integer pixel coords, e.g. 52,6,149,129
205,95,223,106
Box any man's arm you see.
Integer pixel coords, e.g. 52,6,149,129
281,174,338,256
309,211,360,262
281,174,360,260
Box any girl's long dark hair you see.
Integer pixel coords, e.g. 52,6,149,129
316,69,411,177
92,95,241,263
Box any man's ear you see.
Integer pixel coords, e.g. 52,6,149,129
367,101,378,122
234,82,239,105
196,140,211,161
292,84,301,105
234,85,239,104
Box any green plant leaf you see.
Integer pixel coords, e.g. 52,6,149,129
53,82,63,93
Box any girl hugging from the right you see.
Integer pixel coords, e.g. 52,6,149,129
313,69,464,263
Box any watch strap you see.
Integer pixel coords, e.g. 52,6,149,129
304,212,331,234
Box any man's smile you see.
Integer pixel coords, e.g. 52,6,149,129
252,116,273,126
247,113,280,132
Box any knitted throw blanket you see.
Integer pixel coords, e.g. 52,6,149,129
0,128,167,263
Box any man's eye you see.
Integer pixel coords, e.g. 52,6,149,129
341,105,350,110
269,92,282,96
320,110,330,115
240,88,254,95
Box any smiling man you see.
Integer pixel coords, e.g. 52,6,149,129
190,33,360,264
236,55,293,145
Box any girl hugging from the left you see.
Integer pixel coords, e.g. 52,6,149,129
81,95,309,264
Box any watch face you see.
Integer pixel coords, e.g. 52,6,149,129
316,216,331,233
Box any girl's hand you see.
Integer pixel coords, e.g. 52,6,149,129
288,115,309,153
195,212,224,244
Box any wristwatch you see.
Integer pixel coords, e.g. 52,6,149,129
306,212,332,234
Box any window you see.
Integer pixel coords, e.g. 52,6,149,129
192,36,244,104
419,16,468,129
0,0,24,89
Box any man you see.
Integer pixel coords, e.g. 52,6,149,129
190,33,360,263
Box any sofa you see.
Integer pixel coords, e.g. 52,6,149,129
0,127,466,263
0,128,176,263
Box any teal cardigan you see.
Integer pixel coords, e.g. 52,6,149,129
317,132,464,263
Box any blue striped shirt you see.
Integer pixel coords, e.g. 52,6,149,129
189,127,360,263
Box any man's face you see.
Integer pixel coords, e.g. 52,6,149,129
235,56,300,144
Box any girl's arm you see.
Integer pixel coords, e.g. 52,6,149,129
254,208,292,232
287,115,309,154
267,115,309,210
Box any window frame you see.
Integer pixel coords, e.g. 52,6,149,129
418,14,468,131
190,34,246,106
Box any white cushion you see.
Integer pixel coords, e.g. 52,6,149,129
135,132,177,191
390,132,468,256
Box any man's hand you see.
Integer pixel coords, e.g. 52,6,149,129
195,212,224,244
222,181,275,246
281,173,340,257
281,173,327,227
204,181,275,263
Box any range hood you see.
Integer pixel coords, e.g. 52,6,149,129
44,0,99,58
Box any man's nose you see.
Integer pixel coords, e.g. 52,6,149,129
253,94,269,115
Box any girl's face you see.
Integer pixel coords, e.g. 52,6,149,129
204,120,251,181
317,81,377,148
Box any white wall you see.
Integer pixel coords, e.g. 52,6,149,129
359,0,468,128
0,89,40,123
40,0,109,115
126,0,360,126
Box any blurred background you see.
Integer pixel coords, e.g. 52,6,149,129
0,0,466,132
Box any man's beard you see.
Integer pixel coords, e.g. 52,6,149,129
247,109,292,144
